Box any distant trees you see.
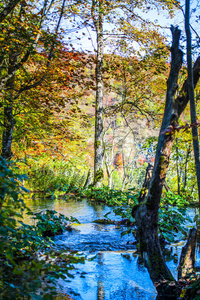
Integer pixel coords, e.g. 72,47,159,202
66,0,176,186
2,0,196,196
9,48,95,168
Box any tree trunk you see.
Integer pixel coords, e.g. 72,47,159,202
178,228,197,279
83,169,92,189
147,26,183,210
132,26,200,285
104,160,113,188
183,145,191,191
2,106,14,160
175,138,181,195
185,0,200,207
93,0,104,187
164,181,170,192
138,163,153,202
1,53,17,160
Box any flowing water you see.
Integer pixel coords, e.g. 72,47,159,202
24,197,199,300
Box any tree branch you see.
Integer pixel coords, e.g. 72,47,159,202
13,0,66,98
0,0,21,23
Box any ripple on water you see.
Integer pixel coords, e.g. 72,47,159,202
54,223,136,252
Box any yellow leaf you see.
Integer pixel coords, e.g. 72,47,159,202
180,289,187,298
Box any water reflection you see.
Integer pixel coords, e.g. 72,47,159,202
97,253,105,300
59,251,156,300
23,198,121,224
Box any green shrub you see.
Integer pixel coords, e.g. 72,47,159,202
82,185,139,206
33,209,79,237
0,159,84,300
161,191,193,207
159,205,191,243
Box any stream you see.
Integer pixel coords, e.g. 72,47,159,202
24,197,199,300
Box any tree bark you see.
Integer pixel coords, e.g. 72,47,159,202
93,0,104,187
185,0,200,207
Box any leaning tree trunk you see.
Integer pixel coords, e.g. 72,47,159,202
132,25,200,285
93,0,104,187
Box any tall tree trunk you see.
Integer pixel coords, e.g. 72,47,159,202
183,144,191,191
185,0,200,207
1,53,17,160
175,138,181,195
93,0,104,187
132,26,200,284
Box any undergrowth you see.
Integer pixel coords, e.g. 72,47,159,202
23,159,88,196
0,159,84,300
